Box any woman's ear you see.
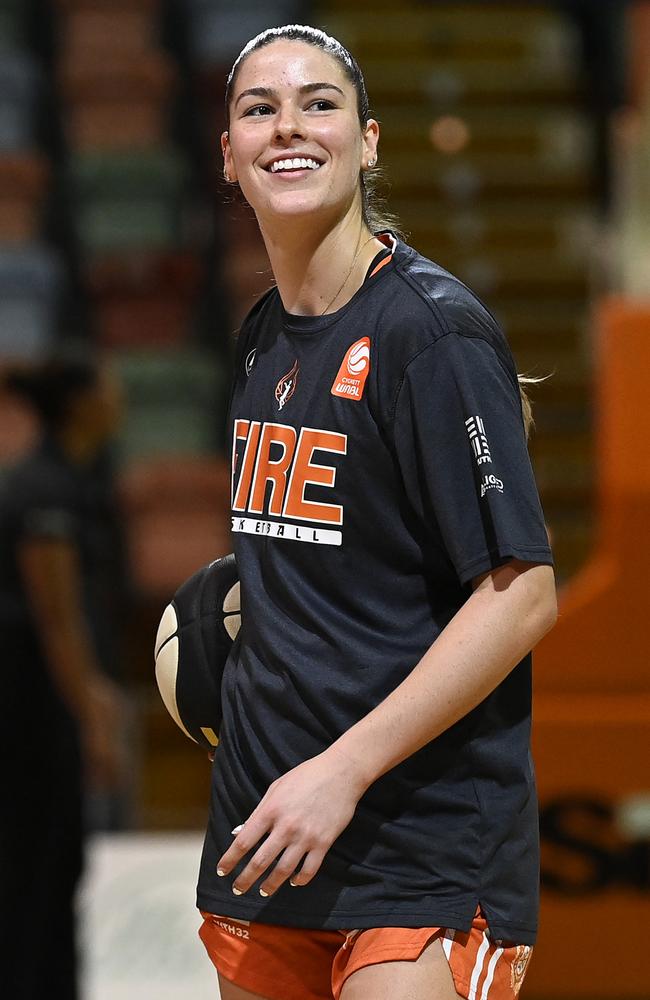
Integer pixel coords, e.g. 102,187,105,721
362,118,380,170
221,131,237,183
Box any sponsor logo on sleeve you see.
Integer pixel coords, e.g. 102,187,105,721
466,415,505,497
480,473,504,497
331,337,371,401
465,414,492,465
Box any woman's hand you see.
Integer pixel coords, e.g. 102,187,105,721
216,746,368,897
79,673,127,789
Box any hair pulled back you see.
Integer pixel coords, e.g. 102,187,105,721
225,24,400,236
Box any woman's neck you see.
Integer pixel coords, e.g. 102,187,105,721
258,206,385,316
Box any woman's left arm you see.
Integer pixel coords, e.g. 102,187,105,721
329,559,556,785
216,558,556,896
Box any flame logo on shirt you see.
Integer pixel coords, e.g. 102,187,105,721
275,359,299,410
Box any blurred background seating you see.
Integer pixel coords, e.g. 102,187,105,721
1,2,649,996
0,0,638,816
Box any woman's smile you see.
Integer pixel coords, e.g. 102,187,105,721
267,156,323,175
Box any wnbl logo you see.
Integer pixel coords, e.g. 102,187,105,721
331,337,371,401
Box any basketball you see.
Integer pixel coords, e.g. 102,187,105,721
154,553,240,750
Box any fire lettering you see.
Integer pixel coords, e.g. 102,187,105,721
231,420,347,526
249,423,297,515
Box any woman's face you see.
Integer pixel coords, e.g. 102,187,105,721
223,40,378,228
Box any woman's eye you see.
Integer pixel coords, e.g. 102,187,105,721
309,99,335,112
243,104,274,117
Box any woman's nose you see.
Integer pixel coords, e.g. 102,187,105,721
274,102,306,142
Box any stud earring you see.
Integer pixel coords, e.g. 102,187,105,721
367,158,376,168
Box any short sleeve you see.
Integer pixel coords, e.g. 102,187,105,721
390,332,553,585
10,468,77,544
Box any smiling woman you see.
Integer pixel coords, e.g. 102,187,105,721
220,30,383,318
195,23,556,1000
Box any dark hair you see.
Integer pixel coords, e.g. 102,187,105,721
4,355,99,429
224,24,401,236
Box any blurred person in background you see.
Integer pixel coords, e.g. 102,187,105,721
0,353,127,999
197,24,556,1000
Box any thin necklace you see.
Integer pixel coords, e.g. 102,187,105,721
319,233,378,316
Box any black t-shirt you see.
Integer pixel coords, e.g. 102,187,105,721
197,236,553,944
0,435,124,682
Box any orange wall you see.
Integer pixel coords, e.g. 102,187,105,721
526,302,650,997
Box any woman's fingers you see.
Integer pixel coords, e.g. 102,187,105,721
215,754,363,896
286,847,325,887
229,832,289,894
218,822,328,896
231,839,327,897
216,815,267,877
255,845,307,896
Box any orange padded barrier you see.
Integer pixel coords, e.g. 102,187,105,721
530,706,650,997
528,301,650,997
535,301,650,693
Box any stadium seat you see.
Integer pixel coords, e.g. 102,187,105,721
0,153,49,242
59,51,176,150
185,0,301,67
0,0,28,51
329,5,578,83
120,455,231,513
0,244,64,358
0,51,42,152
109,349,228,460
86,251,202,348
119,455,232,596
69,147,189,253
56,4,160,60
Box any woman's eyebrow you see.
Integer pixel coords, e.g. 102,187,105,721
235,86,275,107
235,82,345,107
300,82,345,97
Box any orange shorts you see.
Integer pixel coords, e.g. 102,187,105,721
198,907,533,1000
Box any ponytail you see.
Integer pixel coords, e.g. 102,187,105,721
517,374,550,439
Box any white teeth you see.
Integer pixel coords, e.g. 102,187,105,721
270,157,321,172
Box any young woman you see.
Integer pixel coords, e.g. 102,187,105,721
197,25,556,1000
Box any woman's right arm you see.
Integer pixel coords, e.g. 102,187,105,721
18,536,124,787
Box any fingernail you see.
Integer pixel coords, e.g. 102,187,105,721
289,879,298,887
216,868,225,877
231,824,244,835
259,888,269,897
232,886,243,895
